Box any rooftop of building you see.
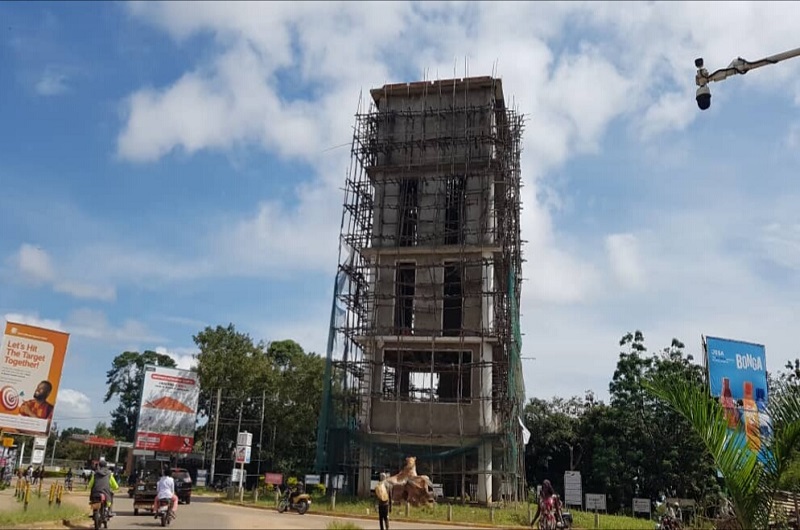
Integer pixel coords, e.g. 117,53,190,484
370,76,505,107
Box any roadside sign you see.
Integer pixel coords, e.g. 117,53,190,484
237,432,252,447
564,471,582,508
304,474,320,485
633,498,651,515
234,445,251,464
264,472,282,485
585,493,607,511
232,468,246,483
2,437,13,447
196,470,207,488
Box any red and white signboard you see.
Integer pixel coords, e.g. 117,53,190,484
264,473,282,485
134,365,200,453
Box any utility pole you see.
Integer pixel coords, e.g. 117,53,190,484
209,388,222,484
257,390,266,477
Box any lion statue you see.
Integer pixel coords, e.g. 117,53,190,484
382,456,435,507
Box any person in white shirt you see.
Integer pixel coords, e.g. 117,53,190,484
152,468,178,518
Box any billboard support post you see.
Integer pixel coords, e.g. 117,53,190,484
210,388,221,485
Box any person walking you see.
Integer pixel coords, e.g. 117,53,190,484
531,479,562,530
375,472,392,530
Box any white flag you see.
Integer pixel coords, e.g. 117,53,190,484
518,416,531,445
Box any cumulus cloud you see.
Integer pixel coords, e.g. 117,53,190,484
154,346,198,370
605,233,645,291
10,244,116,301
54,389,92,420
3,312,66,332
10,1,788,404
4,310,163,344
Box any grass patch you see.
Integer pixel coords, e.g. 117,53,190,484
326,522,362,530
0,495,85,527
239,494,655,529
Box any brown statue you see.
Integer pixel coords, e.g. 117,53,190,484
382,456,435,507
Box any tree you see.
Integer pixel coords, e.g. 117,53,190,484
580,332,718,511
104,350,177,441
523,394,590,492
645,374,800,529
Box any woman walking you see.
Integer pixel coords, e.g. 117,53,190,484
531,480,562,530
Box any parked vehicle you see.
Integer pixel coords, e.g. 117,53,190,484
157,497,175,527
172,468,192,504
89,492,111,530
277,485,311,515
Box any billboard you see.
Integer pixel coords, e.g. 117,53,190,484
0,321,70,435
705,336,770,455
134,365,200,453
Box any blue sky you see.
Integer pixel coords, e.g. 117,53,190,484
2,1,800,432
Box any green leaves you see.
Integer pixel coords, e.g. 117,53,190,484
644,373,800,529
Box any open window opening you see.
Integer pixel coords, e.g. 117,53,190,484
382,350,472,403
394,263,415,334
442,262,463,336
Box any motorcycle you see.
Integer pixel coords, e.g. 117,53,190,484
89,493,110,530
64,476,73,492
277,486,311,515
654,499,682,530
157,498,175,527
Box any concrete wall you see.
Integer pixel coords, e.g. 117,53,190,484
372,85,498,168
372,254,488,336
370,173,494,248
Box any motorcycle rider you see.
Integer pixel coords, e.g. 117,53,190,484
64,468,74,490
88,458,119,517
152,467,179,518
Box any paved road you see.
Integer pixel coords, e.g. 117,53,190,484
64,495,479,529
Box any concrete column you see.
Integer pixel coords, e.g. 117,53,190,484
357,445,373,497
480,343,493,430
477,440,493,504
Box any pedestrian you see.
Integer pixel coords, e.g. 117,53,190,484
531,479,562,530
375,472,392,530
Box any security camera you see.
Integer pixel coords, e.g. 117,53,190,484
696,85,711,110
695,57,704,68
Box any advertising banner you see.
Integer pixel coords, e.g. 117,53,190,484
705,336,770,456
134,365,200,453
0,321,70,435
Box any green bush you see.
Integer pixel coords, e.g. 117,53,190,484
326,522,361,530
312,483,327,496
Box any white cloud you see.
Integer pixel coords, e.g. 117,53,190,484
3,312,66,332
10,244,116,302
54,389,92,420
605,233,645,291
52,0,800,404
4,310,163,344
154,346,198,370
35,67,68,96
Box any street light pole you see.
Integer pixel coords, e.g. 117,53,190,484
694,45,800,110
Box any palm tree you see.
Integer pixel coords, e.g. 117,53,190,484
644,375,800,529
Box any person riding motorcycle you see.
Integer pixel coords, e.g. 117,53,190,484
64,468,73,490
152,467,179,519
88,459,119,517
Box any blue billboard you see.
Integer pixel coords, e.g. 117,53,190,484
705,336,770,459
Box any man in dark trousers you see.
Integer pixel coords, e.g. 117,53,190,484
88,458,119,517
375,472,392,530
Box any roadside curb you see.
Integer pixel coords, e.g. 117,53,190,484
215,499,534,529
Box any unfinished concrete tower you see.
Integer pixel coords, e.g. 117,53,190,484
315,76,525,503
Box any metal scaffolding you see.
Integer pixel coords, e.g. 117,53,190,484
315,76,525,503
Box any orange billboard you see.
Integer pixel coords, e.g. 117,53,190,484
0,321,70,435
